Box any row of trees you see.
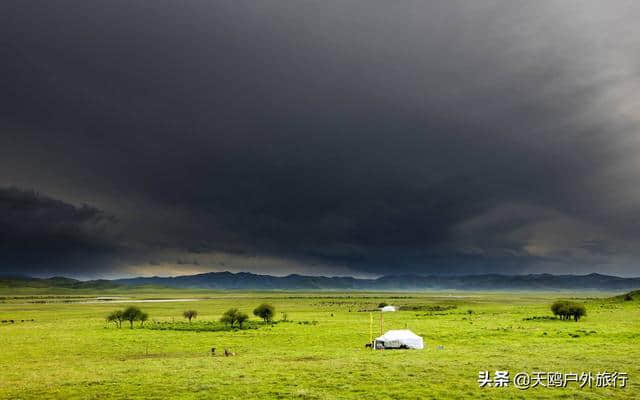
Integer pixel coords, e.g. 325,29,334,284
107,306,148,328
107,303,276,328
218,303,276,327
551,301,586,321
181,304,276,327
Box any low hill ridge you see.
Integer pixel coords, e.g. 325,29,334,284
2,271,639,290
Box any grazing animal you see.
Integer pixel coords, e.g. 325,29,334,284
365,343,373,349
211,347,216,356
224,349,235,357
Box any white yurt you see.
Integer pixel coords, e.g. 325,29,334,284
380,305,396,312
374,329,424,349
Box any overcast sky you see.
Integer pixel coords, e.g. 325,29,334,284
1,1,640,279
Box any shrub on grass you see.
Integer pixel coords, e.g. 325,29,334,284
122,306,143,328
551,301,568,319
570,303,586,321
220,308,238,326
106,310,123,328
145,320,263,332
551,301,586,322
236,312,248,327
139,312,148,327
183,310,198,323
253,304,275,323
220,308,249,327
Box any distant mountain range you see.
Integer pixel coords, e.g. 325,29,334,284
2,271,640,291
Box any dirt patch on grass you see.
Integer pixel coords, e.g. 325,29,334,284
289,355,326,362
399,304,457,311
120,352,206,361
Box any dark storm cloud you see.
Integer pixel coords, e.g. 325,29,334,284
1,1,640,277
0,187,119,276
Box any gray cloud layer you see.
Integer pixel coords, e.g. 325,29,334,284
1,1,640,277
0,187,119,276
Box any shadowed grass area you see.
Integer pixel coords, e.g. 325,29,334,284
143,320,296,332
0,290,638,399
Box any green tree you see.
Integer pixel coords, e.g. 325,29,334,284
378,302,388,308
122,306,143,328
106,310,123,328
570,303,586,322
183,310,198,323
220,308,240,326
253,304,275,323
236,311,249,327
138,312,149,327
551,301,586,322
551,301,570,320
220,308,249,327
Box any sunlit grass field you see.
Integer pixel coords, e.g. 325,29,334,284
0,289,638,399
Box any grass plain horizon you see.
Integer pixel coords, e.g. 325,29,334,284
1,288,638,399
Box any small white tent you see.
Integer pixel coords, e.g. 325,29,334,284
374,330,423,349
380,305,396,312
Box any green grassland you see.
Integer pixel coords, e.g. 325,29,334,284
0,289,638,399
